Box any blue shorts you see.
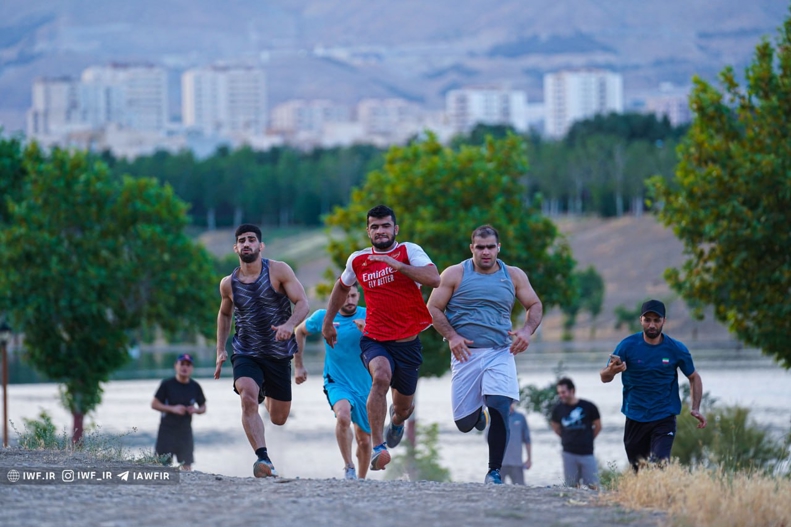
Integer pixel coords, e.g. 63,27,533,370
360,336,423,396
323,380,371,434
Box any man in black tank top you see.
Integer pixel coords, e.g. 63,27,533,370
215,224,309,478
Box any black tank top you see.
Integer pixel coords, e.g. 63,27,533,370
231,259,297,359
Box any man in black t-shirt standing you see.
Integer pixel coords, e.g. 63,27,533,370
151,353,206,471
550,377,601,488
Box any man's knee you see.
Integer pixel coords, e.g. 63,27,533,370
356,432,371,451
240,392,259,415
455,409,482,433
336,411,352,429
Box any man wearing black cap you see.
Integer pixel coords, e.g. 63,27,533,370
151,353,206,471
600,299,706,470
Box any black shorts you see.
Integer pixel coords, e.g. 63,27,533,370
155,425,194,465
623,415,677,469
360,336,423,396
231,354,292,402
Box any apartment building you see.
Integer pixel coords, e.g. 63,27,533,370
544,70,623,138
445,87,528,133
182,66,267,134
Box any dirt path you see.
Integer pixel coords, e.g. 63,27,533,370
0,449,662,526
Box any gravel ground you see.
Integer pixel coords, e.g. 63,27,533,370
0,448,663,527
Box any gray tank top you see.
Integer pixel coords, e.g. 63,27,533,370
231,259,297,359
444,259,515,349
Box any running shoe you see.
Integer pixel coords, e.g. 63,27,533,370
385,404,405,448
474,408,490,431
344,465,357,480
484,469,503,485
370,445,391,471
253,458,278,478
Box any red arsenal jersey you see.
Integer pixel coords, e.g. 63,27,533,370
340,242,434,341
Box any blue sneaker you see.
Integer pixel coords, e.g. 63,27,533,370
474,408,489,431
370,445,391,471
253,458,278,478
484,469,503,485
385,405,405,448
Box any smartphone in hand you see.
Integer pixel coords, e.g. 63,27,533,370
609,354,622,365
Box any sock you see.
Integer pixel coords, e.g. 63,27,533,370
255,447,269,461
374,442,387,452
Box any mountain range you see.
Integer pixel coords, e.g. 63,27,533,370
1,0,788,132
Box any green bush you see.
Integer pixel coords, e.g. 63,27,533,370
519,362,565,423
387,422,451,482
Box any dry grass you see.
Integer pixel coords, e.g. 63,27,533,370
601,462,791,527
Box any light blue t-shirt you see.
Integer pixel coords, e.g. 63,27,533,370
305,308,371,396
611,333,696,423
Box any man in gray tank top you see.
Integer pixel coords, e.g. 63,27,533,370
214,224,309,478
428,225,543,484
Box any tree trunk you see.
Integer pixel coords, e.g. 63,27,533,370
72,411,84,444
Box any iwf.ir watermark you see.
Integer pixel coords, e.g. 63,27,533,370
1,466,179,485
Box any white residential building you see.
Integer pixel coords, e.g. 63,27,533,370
26,77,83,137
644,83,691,127
356,98,422,137
81,64,169,131
182,66,267,134
445,87,528,133
544,70,623,138
270,99,351,134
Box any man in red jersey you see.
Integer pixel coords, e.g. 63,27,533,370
322,205,440,471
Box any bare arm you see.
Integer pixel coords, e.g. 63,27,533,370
507,266,543,354
687,371,707,428
151,398,187,416
322,279,352,348
550,421,562,437
427,265,473,362
190,403,206,415
600,356,626,383
293,320,310,385
215,276,233,379
270,260,310,341
592,419,602,439
367,254,441,288
524,440,532,470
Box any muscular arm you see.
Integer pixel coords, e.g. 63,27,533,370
687,371,707,428
427,265,473,361
322,279,352,348
507,266,543,354
215,276,233,379
270,260,310,340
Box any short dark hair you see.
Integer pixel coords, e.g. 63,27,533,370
556,377,575,392
471,224,499,244
367,205,396,226
235,224,262,242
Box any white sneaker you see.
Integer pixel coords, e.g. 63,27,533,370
344,465,357,480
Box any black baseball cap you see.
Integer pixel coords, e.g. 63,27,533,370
640,300,666,318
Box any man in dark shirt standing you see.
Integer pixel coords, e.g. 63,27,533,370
152,353,206,471
550,377,601,488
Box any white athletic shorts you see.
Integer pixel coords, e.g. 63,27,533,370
451,346,519,420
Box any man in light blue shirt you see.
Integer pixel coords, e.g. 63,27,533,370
295,287,371,479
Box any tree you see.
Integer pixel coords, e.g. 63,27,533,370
324,132,577,377
561,266,605,340
649,12,791,368
0,142,217,441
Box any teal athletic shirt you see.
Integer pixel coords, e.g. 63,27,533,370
305,308,371,396
611,333,696,423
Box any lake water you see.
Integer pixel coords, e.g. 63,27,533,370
4,345,790,485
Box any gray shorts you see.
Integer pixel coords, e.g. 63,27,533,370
562,452,598,488
500,465,525,485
